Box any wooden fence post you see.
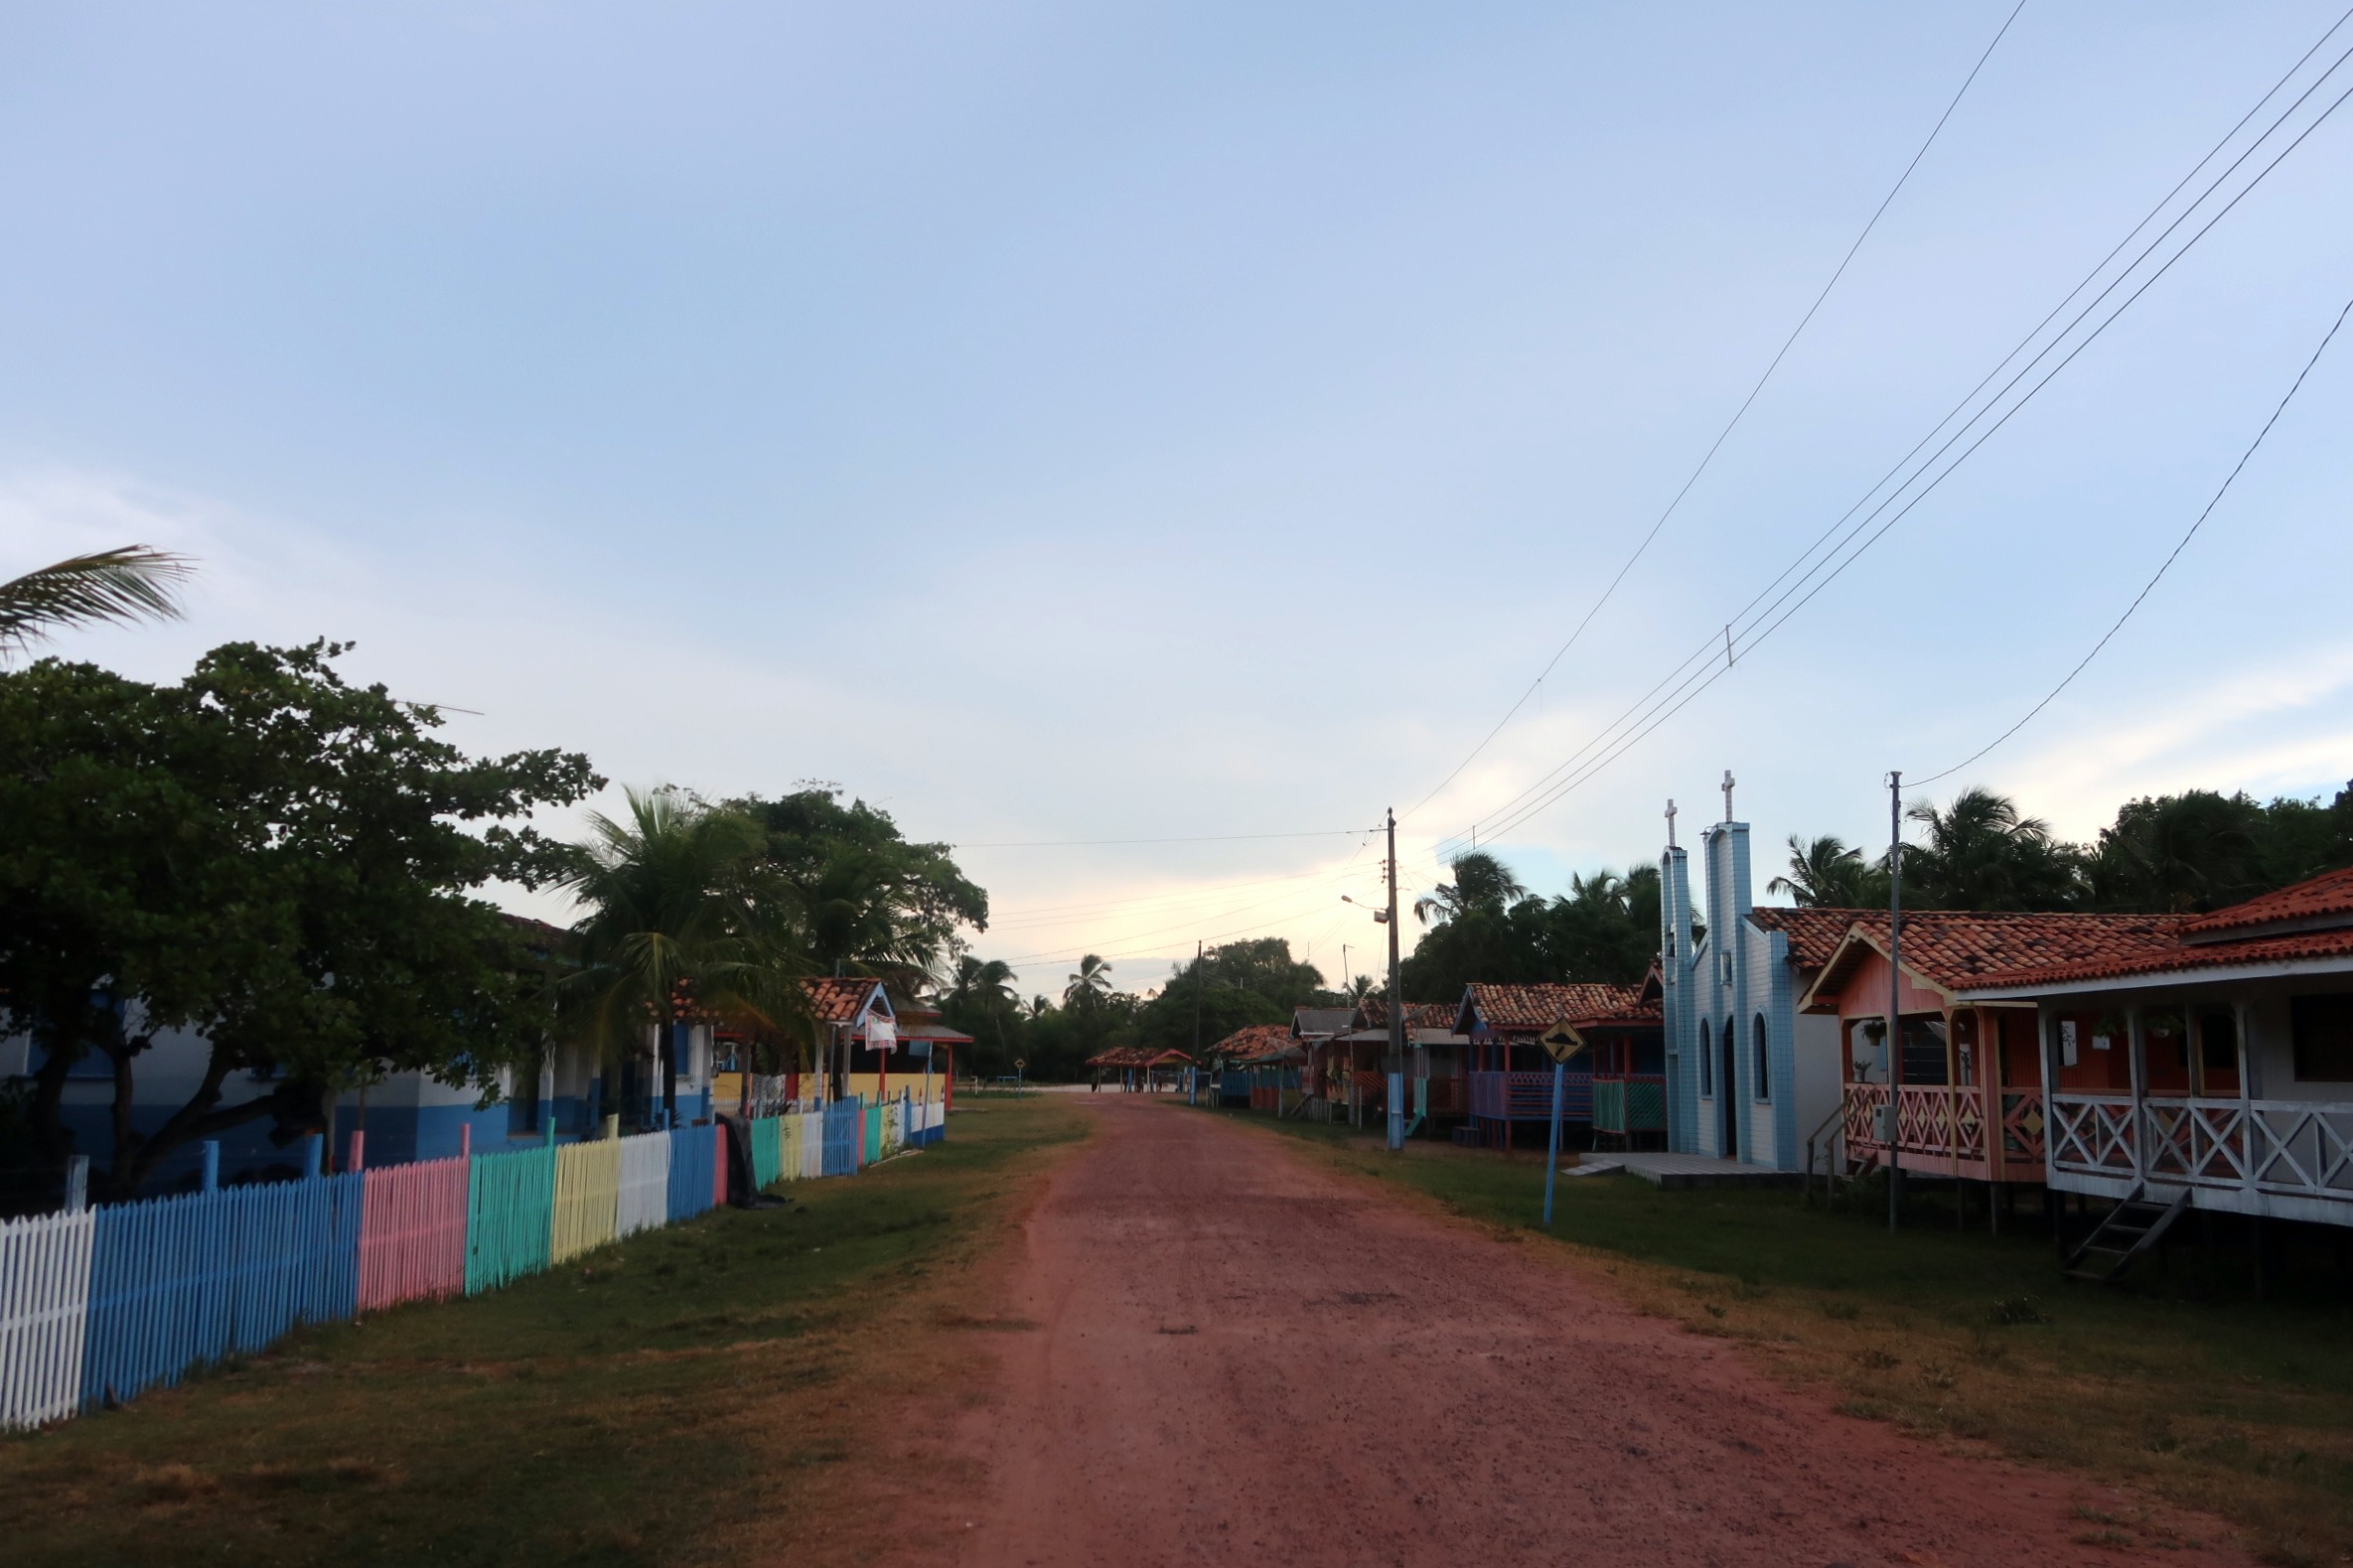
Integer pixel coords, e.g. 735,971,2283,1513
460,1123,472,1161
200,1141,221,1193
347,1131,366,1173
65,1155,89,1212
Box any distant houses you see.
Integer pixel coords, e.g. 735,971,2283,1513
1178,792,2353,1257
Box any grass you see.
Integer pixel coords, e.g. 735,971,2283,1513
0,1096,1088,1568
1202,1105,2353,1567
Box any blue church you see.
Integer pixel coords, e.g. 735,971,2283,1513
1659,776,1857,1172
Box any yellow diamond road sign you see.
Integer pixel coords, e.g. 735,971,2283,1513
1538,1018,1585,1064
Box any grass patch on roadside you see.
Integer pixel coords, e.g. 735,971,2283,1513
0,1097,1087,1568
1207,1106,2353,1566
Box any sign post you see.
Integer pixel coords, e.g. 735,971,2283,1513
1538,1018,1586,1227
1014,1058,1026,1100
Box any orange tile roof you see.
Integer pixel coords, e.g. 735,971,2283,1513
1967,924,2353,989
1209,1023,1296,1062
1461,982,1647,1034
1804,912,2188,1007
1356,999,1457,1031
1087,1046,1196,1068
802,975,887,1025
2180,865,2353,937
1747,907,1878,972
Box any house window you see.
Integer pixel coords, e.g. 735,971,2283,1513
1900,1016,1949,1087
1752,1014,1769,1101
1698,1018,1713,1096
2290,994,2353,1083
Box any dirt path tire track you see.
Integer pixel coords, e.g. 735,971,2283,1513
919,1098,2245,1568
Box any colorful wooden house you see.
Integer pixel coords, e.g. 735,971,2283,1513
1290,1006,1356,1123
1453,983,1656,1149
1800,911,2182,1194
1659,796,1864,1172
1206,1025,1296,1107
1954,866,2353,1236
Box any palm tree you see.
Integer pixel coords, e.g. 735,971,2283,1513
1904,788,2084,912
556,787,808,1127
1025,995,1053,1021
1768,834,1887,908
0,546,194,655
1064,953,1113,1009
1414,851,1528,925
793,844,948,995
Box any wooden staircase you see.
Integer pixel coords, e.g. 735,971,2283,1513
2065,1185,2192,1284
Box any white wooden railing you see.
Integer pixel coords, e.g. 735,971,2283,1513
2049,1092,2353,1202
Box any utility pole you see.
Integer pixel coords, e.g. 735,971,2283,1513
1386,807,1405,1153
1887,771,1904,1233
1189,938,1204,1099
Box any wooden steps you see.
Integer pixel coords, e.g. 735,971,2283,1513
2065,1185,2192,1284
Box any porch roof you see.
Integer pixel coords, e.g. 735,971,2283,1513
1087,1046,1195,1068
2180,864,2353,940
1208,1023,1296,1063
1799,912,2188,1012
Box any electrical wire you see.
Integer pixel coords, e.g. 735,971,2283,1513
1909,288,2353,787
1401,0,2029,824
953,827,1373,849
1435,30,2353,853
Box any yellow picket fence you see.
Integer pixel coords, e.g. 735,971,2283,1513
550,1137,621,1263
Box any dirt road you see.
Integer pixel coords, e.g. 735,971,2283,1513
918,1098,2246,1568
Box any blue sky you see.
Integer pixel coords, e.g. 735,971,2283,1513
6,2,2351,998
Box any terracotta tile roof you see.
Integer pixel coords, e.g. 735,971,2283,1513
895,1020,972,1044
1966,924,2353,990
1087,1046,1196,1068
1804,912,2188,1007
1356,999,1456,1031
1748,907,1879,972
1209,1024,1296,1062
2180,865,2353,937
802,976,887,1025
1460,982,1647,1034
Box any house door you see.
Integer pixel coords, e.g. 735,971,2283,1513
1720,1024,1739,1160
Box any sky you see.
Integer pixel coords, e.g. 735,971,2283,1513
5,1,2352,1001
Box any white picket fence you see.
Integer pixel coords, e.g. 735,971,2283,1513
0,1209,95,1431
797,1109,825,1180
615,1131,670,1238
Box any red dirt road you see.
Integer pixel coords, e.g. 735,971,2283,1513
930,1098,2246,1568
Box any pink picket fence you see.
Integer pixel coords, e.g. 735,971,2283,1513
357,1153,470,1313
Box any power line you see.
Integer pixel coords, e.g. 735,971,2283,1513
1911,289,2353,787
1401,0,2029,824
1437,30,2353,852
985,846,1378,927
953,827,1374,849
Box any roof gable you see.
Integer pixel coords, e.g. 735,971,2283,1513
2180,865,2353,940
1801,912,2187,1011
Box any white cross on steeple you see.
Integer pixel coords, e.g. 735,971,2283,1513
1664,797,1678,849
1721,770,1736,823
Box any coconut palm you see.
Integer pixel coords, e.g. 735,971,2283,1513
1413,851,1528,925
1064,953,1113,1009
0,545,194,655
1903,788,2085,912
555,787,808,1126
1769,834,1887,909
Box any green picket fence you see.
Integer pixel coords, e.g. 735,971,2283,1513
749,1117,783,1190
465,1143,555,1295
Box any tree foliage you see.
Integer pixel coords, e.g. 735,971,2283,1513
1399,856,1660,999
0,642,599,1199
0,545,194,655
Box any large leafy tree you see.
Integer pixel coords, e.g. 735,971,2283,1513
729,787,987,990
1135,938,1320,1052
0,545,193,655
0,641,598,1200
556,788,809,1125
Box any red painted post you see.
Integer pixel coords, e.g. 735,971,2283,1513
459,1123,472,1161
348,1130,366,1173
712,1122,726,1208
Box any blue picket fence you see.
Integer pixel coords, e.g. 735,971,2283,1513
663,1123,715,1224
820,1099,862,1177
80,1170,363,1411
